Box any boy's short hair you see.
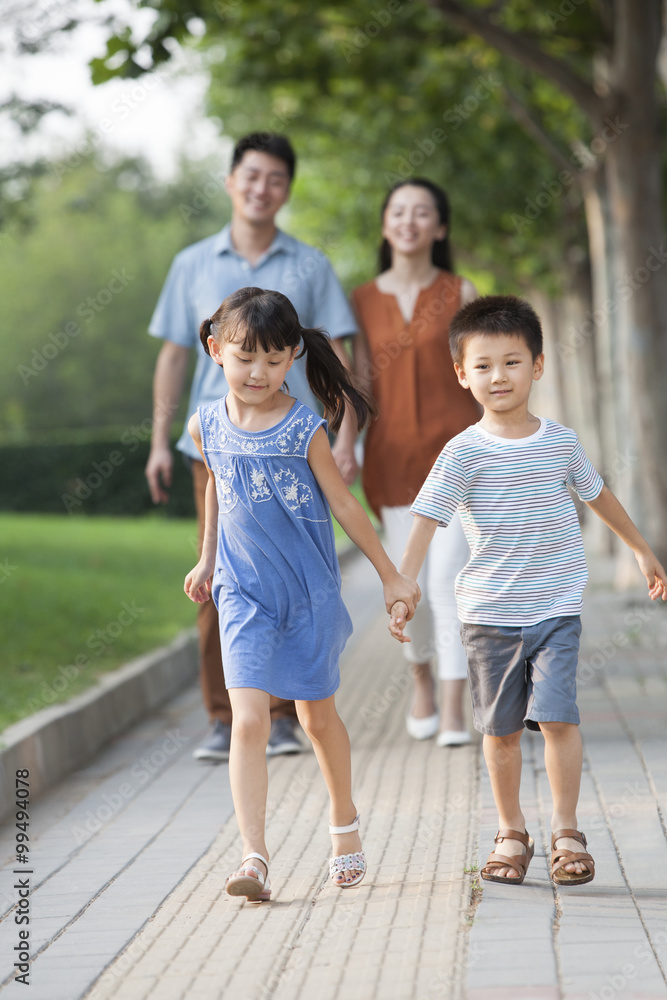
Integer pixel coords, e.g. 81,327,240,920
449,294,544,365
231,133,296,181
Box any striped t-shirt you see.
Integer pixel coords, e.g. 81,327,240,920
411,418,604,626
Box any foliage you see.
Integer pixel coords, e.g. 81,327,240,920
0,435,195,517
87,0,603,293
0,153,230,442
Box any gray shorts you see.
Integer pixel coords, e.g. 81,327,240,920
460,615,582,737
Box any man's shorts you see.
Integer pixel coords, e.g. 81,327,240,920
460,615,582,737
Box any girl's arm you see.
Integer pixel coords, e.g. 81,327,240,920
307,427,420,616
184,414,219,604
388,515,439,642
585,485,667,600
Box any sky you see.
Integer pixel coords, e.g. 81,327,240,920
1,0,229,180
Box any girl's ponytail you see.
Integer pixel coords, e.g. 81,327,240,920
200,317,214,355
300,327,376,435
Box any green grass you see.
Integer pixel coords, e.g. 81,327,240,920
1,494,378,733
1,513,200,733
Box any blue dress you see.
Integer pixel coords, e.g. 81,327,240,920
198,396,353,701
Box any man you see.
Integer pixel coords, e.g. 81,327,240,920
145,133,358,761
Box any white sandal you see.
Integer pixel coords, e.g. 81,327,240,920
329,814,366,888
225,852,271,902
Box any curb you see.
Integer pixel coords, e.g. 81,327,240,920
0,629,198,825
0,546,364,826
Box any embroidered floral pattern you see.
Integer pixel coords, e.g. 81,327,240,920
199,400,317,457
248,467,272,501
215,465,237,513
198,399,326,519
274,468,314,511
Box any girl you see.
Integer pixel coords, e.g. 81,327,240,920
351,179,479,747
184,287,420,901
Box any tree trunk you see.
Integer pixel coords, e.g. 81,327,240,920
604,0,667,566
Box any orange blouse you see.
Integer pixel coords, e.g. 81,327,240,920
352,271,480,519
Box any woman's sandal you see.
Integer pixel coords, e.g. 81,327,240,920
225,852,271,902
480,829,535,885
551,829,595,886
329,814,367,888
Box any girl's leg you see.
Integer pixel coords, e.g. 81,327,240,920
540,721,589,876
228,687,272,879
427,512,470,734
482,730,526,879
295,696,362,885
381,506,436,721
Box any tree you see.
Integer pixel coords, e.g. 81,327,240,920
0,152,230,440
84,0,667,560
424,0,667,566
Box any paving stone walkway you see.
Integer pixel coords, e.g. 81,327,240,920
0,555,666,1000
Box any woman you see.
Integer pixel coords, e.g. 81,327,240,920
351,179,479,745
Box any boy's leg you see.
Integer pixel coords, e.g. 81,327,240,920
540,721,590,876
525,617,590,878
462,623,534,880
295,696,362,884
482,730,527,879
227,687,272,878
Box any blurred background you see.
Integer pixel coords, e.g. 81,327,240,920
2,0,666,728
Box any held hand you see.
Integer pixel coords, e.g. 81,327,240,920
388,600,411,643
383,572,421,619
145,446,173,505
635,549,667,601
184,562,213,604
331,440,359,487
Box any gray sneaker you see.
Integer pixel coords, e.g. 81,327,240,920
193,720,232,761
266,718,303,757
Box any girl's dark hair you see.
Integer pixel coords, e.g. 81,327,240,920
378,178,454,273
200,288,376,434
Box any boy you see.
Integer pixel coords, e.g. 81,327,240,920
390,295,666,886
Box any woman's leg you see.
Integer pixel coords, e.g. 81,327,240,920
296,696,362,884
427,512,470,734
228,687,272,879
381,505,436,721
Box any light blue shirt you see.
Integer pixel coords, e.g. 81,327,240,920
149,224,357,459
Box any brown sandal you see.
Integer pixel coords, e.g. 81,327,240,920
480,829,535,885
551,829,595,886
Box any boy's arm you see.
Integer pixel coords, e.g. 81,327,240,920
585,485,667,600
307,428,420,616
184,414,219,604
388,516,439,642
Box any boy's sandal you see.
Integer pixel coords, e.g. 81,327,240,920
480,829,535,885
329,814,366,888
551,829,595,886
225,852,271,902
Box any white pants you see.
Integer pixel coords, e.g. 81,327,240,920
382,505,469,681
